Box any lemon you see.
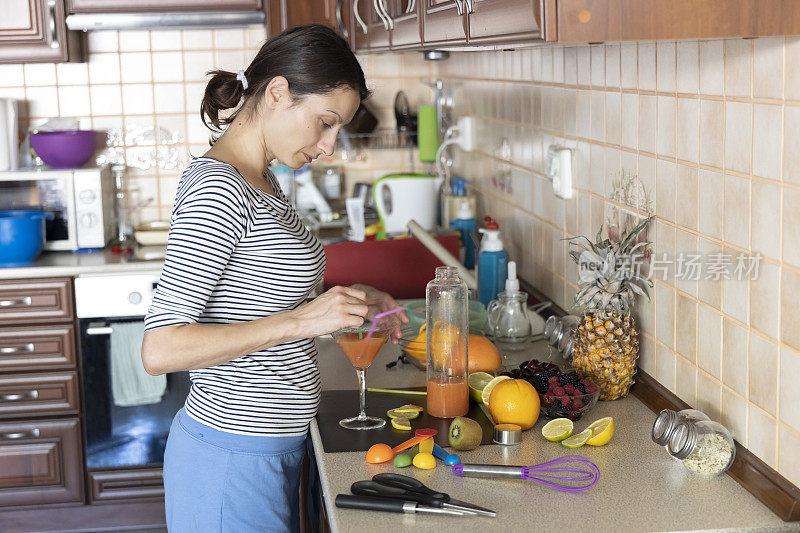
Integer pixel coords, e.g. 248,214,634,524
561,429,592,449
541,418,574,442
391,417,412,431
393,404,424,413
468,372,495,403
585,416,614,446
387,409,419,420
481,375,511,406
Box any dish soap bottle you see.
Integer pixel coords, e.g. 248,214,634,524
478,216,508,308
449,199,477,270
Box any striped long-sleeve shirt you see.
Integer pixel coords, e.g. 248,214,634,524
144,157,326,436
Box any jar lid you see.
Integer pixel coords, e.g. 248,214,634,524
493,423,522,445
668,421,698,459
652,409,678,446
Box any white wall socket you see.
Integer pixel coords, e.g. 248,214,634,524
545,144,573,199
457,116,477,152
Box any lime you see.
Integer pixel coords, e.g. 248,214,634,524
481,375,511,406
468,372,494,403
393,404,424,413
387,409,419,420
561,429,592,449
585,417,614,446
391,417,412,431
541,418,574,442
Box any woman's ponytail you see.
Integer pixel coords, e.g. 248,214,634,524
200,69,247,133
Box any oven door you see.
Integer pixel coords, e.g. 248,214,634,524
79,317,190,470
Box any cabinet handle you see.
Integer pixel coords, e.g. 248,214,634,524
453,0,464,16
464,0,474,13
335,0,349,39
0,343,35,355
354,0,368,34
1,390,38,402
373,0,388,30
406,0,415,14
0,296,32,308
380,0,394,29
47,0,60,49
0,428,40,440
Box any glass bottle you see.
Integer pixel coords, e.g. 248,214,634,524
651,408,711,456
487,291,531,343
426,266,469,418
668,419,736,476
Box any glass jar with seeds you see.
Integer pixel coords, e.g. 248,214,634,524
668,419,736,476
651,408,711,458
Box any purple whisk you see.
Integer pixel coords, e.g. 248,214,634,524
451,455,599,493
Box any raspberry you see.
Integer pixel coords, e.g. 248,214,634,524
585,384,598,394
572,398,584,410
553,386,565,396
548,376,559,385
560,396,571,407
543,394,555,405
563,384,575,394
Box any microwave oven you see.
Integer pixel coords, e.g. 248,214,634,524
0,166,116,251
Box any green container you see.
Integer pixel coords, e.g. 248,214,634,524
417,105,438,163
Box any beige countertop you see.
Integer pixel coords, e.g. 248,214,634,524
0,248,165,279
312,337,793,533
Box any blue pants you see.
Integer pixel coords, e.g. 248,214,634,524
163,408,309,533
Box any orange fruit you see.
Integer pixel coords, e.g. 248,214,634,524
488,379,540,430
430,320,466,374
467,335,502,374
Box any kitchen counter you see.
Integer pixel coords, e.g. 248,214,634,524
312,337,793,533
0,248,165,279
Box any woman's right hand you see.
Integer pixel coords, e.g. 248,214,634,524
289,286,369,338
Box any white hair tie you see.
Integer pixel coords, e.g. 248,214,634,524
236,69,249,91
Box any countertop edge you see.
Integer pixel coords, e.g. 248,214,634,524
310,419,339,533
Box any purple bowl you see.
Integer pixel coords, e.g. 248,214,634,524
30,130,98,169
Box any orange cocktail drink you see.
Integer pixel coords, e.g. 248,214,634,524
426,376,469,418
335,331,389,369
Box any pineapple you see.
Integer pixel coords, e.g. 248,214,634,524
568,216,653,400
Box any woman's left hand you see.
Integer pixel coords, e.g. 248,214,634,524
348,284,408,344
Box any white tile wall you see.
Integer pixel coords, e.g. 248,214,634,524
435,37,800,487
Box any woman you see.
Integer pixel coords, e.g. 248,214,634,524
142,25,404,532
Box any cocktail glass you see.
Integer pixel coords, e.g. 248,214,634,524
333,320,393,430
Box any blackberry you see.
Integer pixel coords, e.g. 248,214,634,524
531,374,550,394
558,372,581,387
575,382,586,393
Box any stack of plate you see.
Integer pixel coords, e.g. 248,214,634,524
134,220,169,246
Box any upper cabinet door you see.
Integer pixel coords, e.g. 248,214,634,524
0,0,83,63
422,0,466,45
466,0,543,43
556,0,800,42
387,0,422,49
69,0,262,12
366,0,391,50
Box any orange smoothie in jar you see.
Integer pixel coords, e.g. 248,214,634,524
426,376,468,418
336,332,388,369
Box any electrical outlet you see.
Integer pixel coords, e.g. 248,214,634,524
457,116,477,152
546,145,573,199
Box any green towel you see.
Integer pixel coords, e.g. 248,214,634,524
110,321,166,407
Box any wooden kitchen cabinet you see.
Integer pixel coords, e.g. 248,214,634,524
0,371,80,420
68,0,261,12
386,0,422,49
268,0,351,39
467,0,545,43
421,0,466,45
0,0,84,63
555,0,800,43
0,278,73,326
0,325,77,373
0,418,84,507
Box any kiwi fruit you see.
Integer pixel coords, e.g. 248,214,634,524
448,416,482,451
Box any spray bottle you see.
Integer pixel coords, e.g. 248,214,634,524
449,199,477,270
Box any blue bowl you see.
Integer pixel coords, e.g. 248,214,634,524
0,210,49,267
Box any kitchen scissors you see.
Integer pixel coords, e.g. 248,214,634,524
351,472,496,517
